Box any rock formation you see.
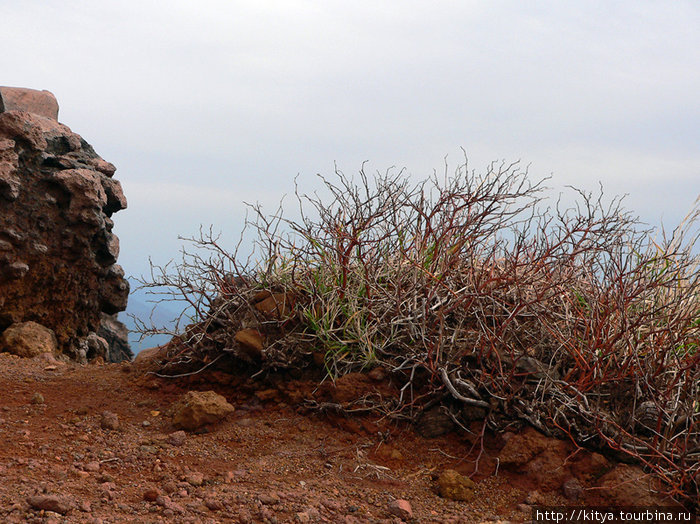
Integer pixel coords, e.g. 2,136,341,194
0,86,132,362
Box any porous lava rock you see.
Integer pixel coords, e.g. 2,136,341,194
171,390,235,431
0,87,131,362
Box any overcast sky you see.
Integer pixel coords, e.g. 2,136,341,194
3,1,700,327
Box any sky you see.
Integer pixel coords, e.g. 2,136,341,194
3,1,699,349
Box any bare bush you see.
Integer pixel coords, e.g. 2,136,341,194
136,158,700,503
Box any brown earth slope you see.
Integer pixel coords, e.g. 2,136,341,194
0,352,677,524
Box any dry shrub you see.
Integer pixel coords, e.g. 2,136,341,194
137,158,699,504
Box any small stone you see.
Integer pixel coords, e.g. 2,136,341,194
155,494,171,507
322,498,341,511
259,493,280,505
97,472,114,483
171,390,235,431
83,461,100,472
390,449,404,460
142,420,151,427
377,445,404,461
204,498,224,510
296,512,311,523
305,507,321,520
387,499,413,520
7,262,29,279
100,411,119,430
79,501,91,512
186,471,204,486
86,332,109,360
368,367,387,381
31,392,45,404
26,494,72,515
143,488,160,502
562,478,584,502
437,469,476,501
31,242,48,254
162,480,177,494
235,417,254,427
167,430,186,446
254,291,295,318
526,490,546,505
223,470,239,483
234,328,265,360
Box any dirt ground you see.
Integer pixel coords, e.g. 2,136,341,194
0,351,680,524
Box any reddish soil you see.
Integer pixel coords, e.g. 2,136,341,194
0,352,679,523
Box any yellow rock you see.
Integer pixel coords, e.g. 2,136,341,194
172,390,235,431
0,321,58,358
437,469,476,501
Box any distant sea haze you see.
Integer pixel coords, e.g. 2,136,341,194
122,283,180,354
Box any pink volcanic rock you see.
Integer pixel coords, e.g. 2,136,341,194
0,91,131,362
0,87,59,120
